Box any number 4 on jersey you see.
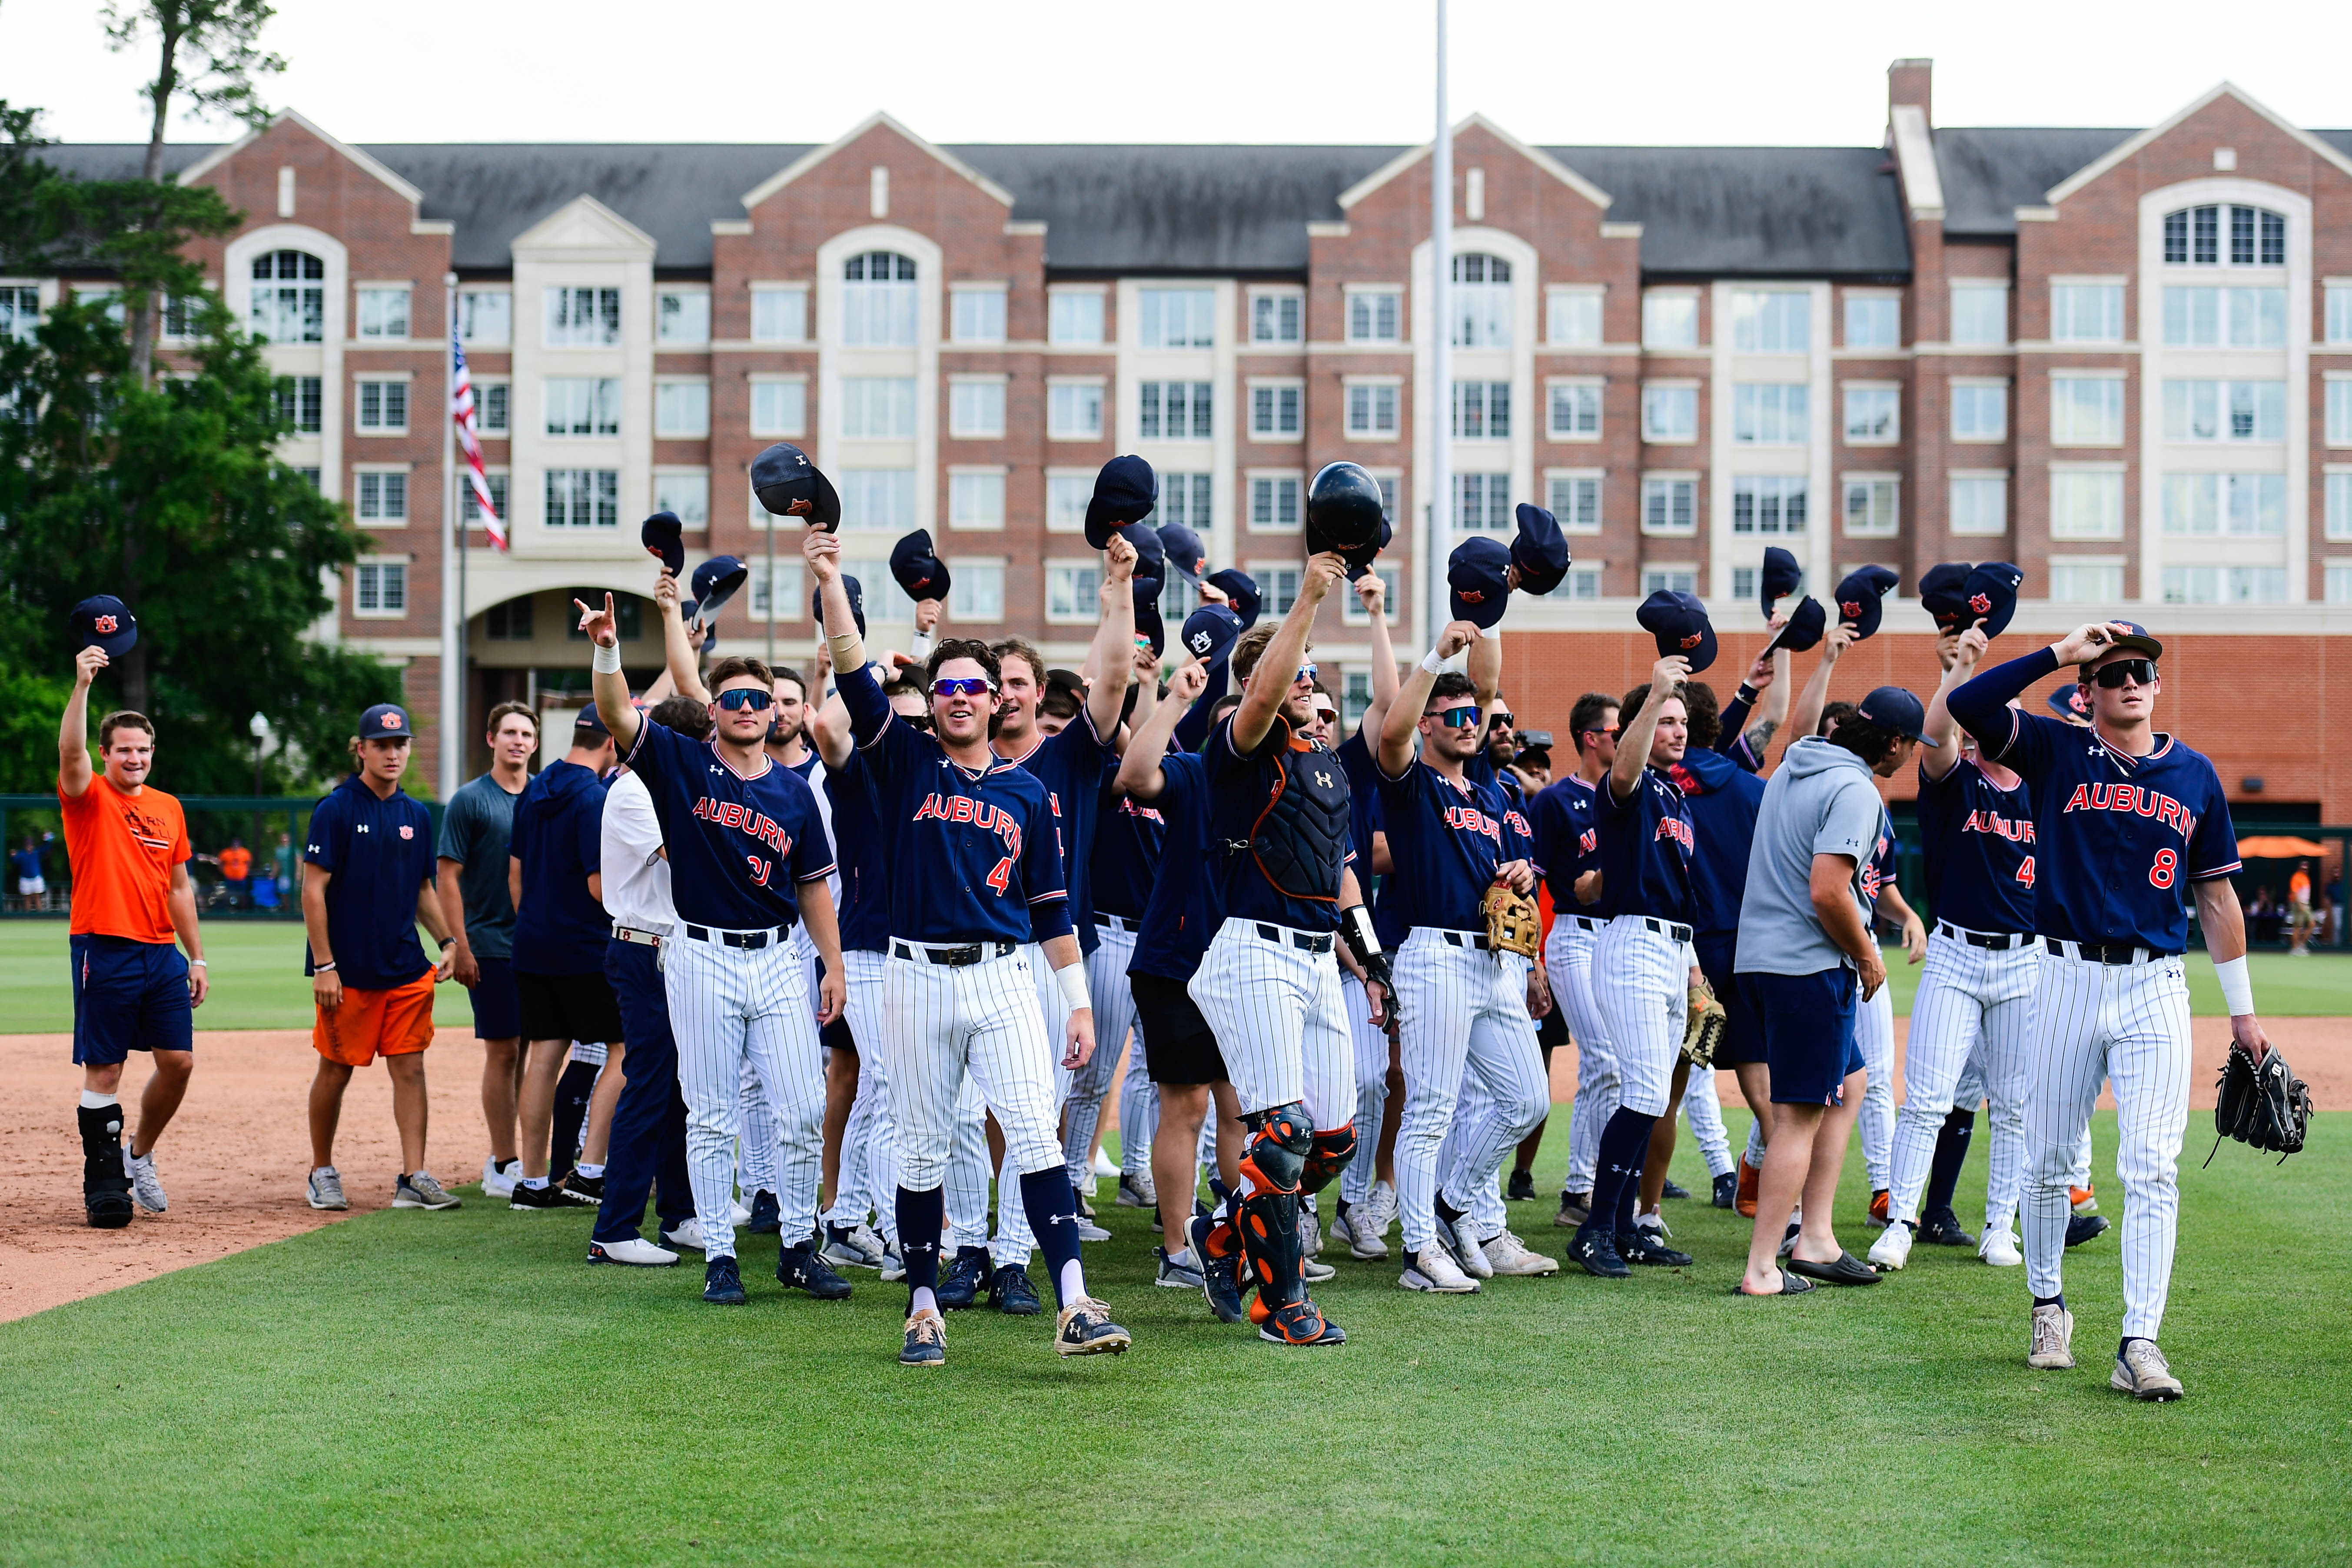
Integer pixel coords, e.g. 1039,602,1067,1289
985,856,1013,894
2015,856,2034,889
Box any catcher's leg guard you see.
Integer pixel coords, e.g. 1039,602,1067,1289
80,1103,133,1229
1302,1124,1356,1195
1236,1103,1311,1317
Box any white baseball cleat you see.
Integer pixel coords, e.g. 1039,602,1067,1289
2112,1340,2183,1401
1448,1215,1494,1279
588,1237,679,1267
2027,1302,2076,1370
661,1218,708,1252
728,1198,752,1227
1979,1229,2023,1268
482,1156,518,1198
1399,1246,1480,1294
1091,1149,1120,1180
1480,1230,1560,1276
1867,1223,1913,1272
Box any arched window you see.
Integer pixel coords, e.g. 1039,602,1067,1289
250,249,325,343
1451,252,1511,348
842,249,917,346
2163,204,2284,267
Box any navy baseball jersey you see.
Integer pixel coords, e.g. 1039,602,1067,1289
620,719,836,931
302,772,435,991
1528,773,1599,910
1203,714,1355,934
1375,760,1532,933
786,750,820,781
1170,660,1230,756
1465,748,1528,817
1916,756,2036,934
1092,758,1165,921
1951,648,2239,952
837,661,1072,946
1861,808,1897,915
1128,751,1223,983
1592,764,1697,925
1002,714,1113,954
1669,747,1765,939
1334,731,1386,878
822,747,890,955
509,758,609,974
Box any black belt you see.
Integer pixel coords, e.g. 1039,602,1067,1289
683,923,794,949
1441,930,1493,951
1253,923,1334,954
892,939,1017,967
1939,922,2027,951
2046,937,2178,966
1636,917,1693,943
1570,915,1603,932
1093,913,1141,932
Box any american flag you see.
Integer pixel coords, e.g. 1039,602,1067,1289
451,334,506,550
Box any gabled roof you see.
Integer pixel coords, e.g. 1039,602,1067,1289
2044,83,2352,205
509,193,656,254
1338,113,1612,212
1930,128,2135,235
174,109,423,206
740,111,1014,212
1542,146,1911,277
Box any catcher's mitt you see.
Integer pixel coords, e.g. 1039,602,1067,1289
1681,979,1727,1068
2205,1040,2313,1166
1482,882,1541,959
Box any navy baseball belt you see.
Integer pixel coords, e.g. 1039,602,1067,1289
2045,937,2179,966
1439,929,1493,951
1626,916,1693,943
1937,921,2028,951
683,922,795,949
1252,922,1333,955
892,938,1017,967
1093,913,1142,932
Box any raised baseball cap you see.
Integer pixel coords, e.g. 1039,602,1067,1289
1303,462,1387,565
1759,547,1803,615
1833,565,1900,641
1762,595,1827,655
1962,561,2025,639
1121,521,1165,585
1448,535,1513,631
889,529,952,604
1509,503,1570,597
751,442,841,529
1918,562,1973,631
692,556,749,624
815,575,866,638
358,702,413,739
2098,620,2163,661
1156,522,1207,584
1135,596,1166,658
1084,455,1157,549
1180,603,1243,664
1203,568,1261,631
1636,589,1718,674
1854,685,1940,746
640,512,686,577
69,595,138,657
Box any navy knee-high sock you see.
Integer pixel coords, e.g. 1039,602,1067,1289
1615,1157,1644,1232
549,1058,600,1181
897,1184,945,1300
1923,1108,1974,1216
1018,1167,1085,1309
1585,1107,1655,1238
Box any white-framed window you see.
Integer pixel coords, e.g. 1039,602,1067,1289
2164,379,2286,442
1730,289,1809,353
545,286,620,347
1732,382,1807,444
1346,288,1402,344
1253,562,1306,617
1156,471,1213,530
2051,374,2125,445
1452,380,1510,440
1453,472,1511,533
844,376,917,439
949,377,1006,439
1250,380,1304,439
2161,473,2286,535
2051,282,2125,344
839,553,911,618
1548,380,1601,439
654,379,709,439
458,289,510,345
1951,381,2007,442
352,560,406,618
1555,565,1604,601
2163,204,2285,266
1642,383,1697,442
1642,291,1698,349
2164,565,2286,603
274,375,323,434
1249,473,1303,531
2050,468,2124,540
948,468,1006,529
1451,254,1512,348
2328,469,2352,538
1844,294,1900,349
250,250,324,343
473,379,509,435
545,377,620,438
2328,286,2352,345
843,251,917,346
1547,288,1603,347
353,468,407,524
1842,475,1899,537
654,469,708,528
751,286,807,344
749,377,807,437
355,286,409,340
1250,289,1302,343
1843,383,1899,444
2326,560,2352,604
1138,380,1210,440
1345,379,1399,437
354,377,408,433
1,284,40,343
1045,561,1103,623
747,561,804,622
1048,379,1104,440
1046,470,1093,532
1950,282,2008,346
658,289,710,345
1949,472,2008,536
1048,289,1105,346
2327,378,2352,446
1641,475,1697,535
1731,475,1807,535
1642,566,1698,595
839,468,915,530
950,559,1005,622
950,286,1007,345
545,468,620,528
1340,562,1405,625
462,471,509,530
1546,471,1603,533
2161,286,2283,348
2050,559,2125,604
1139,288,1215,349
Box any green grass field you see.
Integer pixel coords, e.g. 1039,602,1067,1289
0,920,2344,1034
2,1111,2345,1565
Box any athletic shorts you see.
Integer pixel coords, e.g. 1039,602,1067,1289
314,970,437,1066
1131,971,1228,1087
1695,930,1765,1069
1535,1000,1568,1057
516,968,624,1045
468,954,523,1041
1742,967,1858,1107
70,934,194,1066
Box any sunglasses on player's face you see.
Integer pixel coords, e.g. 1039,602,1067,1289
1293,663,1318,684
1427,705,1480,730
932,677,995,699
899,712,935,732
1583,724,1620,740
2090,658,2157,689
714,688,773,712
1489,712,1514,730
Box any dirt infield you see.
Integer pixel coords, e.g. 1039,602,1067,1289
4,1019,2344,1324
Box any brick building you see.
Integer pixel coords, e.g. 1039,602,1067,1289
20,60,2352,825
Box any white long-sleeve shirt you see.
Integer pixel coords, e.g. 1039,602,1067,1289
599,769,675,935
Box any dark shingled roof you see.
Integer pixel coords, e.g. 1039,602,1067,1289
1544,145,1911,278
1932,128,2136,235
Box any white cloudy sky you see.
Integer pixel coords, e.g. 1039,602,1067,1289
5,0,2347,147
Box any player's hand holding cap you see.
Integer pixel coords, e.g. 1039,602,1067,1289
1508,502,1569,597
751,441,841,529
890,529,952,603
1763,595,1826,654
1304,461,1389,574
358,702,413,737
1758,546,1803,615
1918,562,1973,631
1833,565,1900,640
1156,523,1207,584
1448,535,1513,630
1121,520,1165,585
1180,602,1243,664
1084,455,1157,549
1961,561,2024,638
1637,588,1718,672
69,594,138,656
815,575,867,637
692,556,750,624
1203,568,1261,630
640,512,686,577
1854,685,1940,745
2094,619,2163,659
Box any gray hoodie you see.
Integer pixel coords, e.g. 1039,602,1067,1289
1736,736,1883,977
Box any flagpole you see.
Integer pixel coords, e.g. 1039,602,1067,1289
440,270,462,799
1428,0,1452,655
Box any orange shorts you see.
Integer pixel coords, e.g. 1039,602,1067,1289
313,971,437,1066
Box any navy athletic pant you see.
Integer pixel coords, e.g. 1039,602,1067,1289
592,938,694,1245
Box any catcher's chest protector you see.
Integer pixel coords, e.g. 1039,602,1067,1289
1242,728,1352,905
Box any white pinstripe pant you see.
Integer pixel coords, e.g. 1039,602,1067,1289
1591,917,1688,1120
1062,922,1141,1188
1118,1026,1157,1180
1188,917,1354,1128
1394,933,1549,1253
1542,914,1611,1194
1680,1066,1735,1179
1856,975,1897,1189
836,949,897,1244
1887,931,2036,1230
1339,970,1392,1209
2022,947,2192,1341
664,929,825,1261
982,943,1076,1266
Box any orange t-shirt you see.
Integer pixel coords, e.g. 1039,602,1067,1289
219,845,252,880
2290,870,2311,905
60,774,190,943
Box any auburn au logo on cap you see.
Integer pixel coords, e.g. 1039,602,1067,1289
379,711,402,730
1459,588,1485,603
1970,591,1991,615
1680,631,1703,650
1840,599,1861,618
95,614,118,634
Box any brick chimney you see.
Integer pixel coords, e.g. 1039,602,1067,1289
1889,58,1933,128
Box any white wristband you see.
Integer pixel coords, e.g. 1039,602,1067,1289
909,630,936,661
2213,953,2255,1017
1479,625,1502,640
1420,648,1447,674
592,641,623,674
1055,961,1091,1012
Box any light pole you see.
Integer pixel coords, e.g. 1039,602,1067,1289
248,711,270,795
1428,0,1452,655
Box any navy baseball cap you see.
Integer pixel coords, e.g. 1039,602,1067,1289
1962,561,2025,638
1180,603,1243,664
1918,562,1973,631
358,702,412,739
1135,596,1166,658
69,595,138,657
1834,565,1900,641
1156,523,1207,584
1637,589,1718,673
1759,547,1803,615
1855,685,1940,746
1121,522,1165,585
890,529,952,603
640,512,686,577
1084,455,1157,548
1509,504,1569,597
1762,595,1827,655
1448,535,1513,631
815,575,867,637
2099,620,2164,661
2047,684,2094,722
1204,568,1261,630
693,556,749,623
574,702,611,737
751,442,841,529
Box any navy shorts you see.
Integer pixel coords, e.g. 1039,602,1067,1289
1694,930,1764,1069
469,954,523,1041
1742,967,1858,1107
71,934,194,1066
517,967,624,1045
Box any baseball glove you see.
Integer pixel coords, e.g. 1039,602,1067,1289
1482,882,1541,960
1681,979,1727,1068
2204,1040,2314,1166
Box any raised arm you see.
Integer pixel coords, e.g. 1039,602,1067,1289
1116,661,1205,803
575,593,644,754
1232,552,1345,755
1083,534,1139,739
653,571,708,704
1467,622,1502,713
1349,571,1400,744
59,646,105,798
1381,620,1478,777
1787,624,1852,748
812,685,856,768
805,529,889,742
1920,628,1986,782
1611,654,1689,803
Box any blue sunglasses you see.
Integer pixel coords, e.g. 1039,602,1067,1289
1427,705,1479,729
933,677,995,698
715,688,773,712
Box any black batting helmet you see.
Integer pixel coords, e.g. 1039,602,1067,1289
1305,462,1387,561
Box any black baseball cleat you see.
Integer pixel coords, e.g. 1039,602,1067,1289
1661,1177,1693,1201
1188,1213,1249,1325
741,1189,781,1235
1617,1228,1695,1268
1917,1208,1977,1247
1506,1168,1537,1203
900,1309,947,1369
2065,1213,2111,1248
1568,1228,1631,1279
936,1246,991,1310
556,1171,602,1206
508,1180,569,1211
1258,1299,1346,1348
1054,1296,1133,1357
703,1255,747,1305
987,1262,1042,1316
778,1238,854,1300
1712,1171,1739,1209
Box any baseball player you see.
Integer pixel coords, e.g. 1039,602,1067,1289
805,529,1129,1367
301,705,460,1213
1530,692,1617,1229
1947,620,2265,1400
579,596,852,1310
435,700,537,1196
57,637,206,1226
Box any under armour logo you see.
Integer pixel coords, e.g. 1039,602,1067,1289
1315,771,1332,788
1970,591,1991,615
94,614,119,634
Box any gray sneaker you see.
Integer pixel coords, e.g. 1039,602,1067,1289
1153,1246,1204,1289
306,1166,348,1211
394,1171,461,1210
2112,1340,2184,1401
126,1149,167,1213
